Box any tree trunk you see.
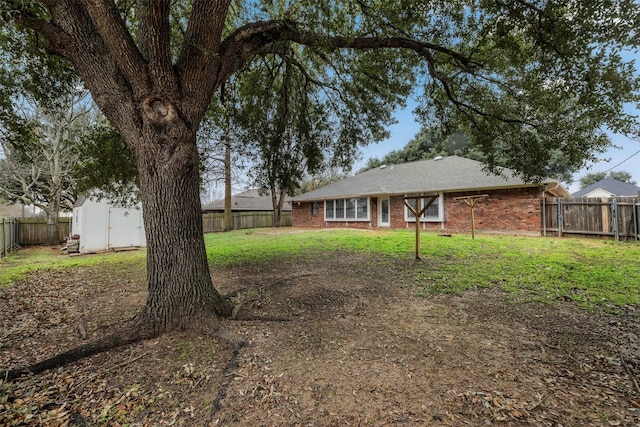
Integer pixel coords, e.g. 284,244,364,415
273,206,281,228
45,198,60,246
277,190,288,227
270,185,281,228
3,116,238,379
131,107,232,334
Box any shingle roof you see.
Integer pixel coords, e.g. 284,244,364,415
571,178,640,197
73,195,88,208
203,189,292,212
293,156,568,201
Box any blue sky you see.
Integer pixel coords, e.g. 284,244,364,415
355,100,640,195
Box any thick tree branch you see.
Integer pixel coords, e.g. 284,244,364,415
83,0,149,96
218,19,482,85
145,0,176,94
176,0,231,123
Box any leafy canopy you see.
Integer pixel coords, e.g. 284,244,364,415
1,0,639,183
360,126,580,184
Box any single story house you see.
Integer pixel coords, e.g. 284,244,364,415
72,195,146,253
291,156,570,234
571,178,640,198
202,189,292,213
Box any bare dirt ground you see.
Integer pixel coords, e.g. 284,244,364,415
1,245,639,426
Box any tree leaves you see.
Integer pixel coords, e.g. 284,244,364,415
73,123,140,207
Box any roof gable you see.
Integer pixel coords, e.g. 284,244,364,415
571,178,640,197
293,156,566,201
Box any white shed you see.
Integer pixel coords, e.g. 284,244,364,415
72,196,146,254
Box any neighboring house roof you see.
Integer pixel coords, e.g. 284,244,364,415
203,189,292,212
293,156,569,201
571,178,640,198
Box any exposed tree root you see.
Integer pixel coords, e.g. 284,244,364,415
231,297,260,319
234,312,292,322
1,309,249,381
209,337,247,420
230,299,290,322
2,298,289,382
620,353,640,396
2,321,153,381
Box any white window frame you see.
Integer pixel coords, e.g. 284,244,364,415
324,197,370,221
404,193,444,222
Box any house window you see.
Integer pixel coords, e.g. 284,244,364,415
336,199,345,218
325,200,334,219
345,198,355,218
404,193,443,222
311,202,319,216
325,197,370,221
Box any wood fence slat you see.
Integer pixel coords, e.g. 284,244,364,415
203,211,291,233
13,218,72,245
544,197,639,240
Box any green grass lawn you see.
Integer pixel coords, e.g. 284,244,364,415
2,229,639,307
204,229,640,307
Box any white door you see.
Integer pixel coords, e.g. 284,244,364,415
108,207,142,248
378,197,390,227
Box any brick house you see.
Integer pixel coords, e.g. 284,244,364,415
291,156,570,234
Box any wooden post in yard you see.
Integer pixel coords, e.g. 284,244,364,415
2,218,6,258
454,194,489,239
602,197,610,235
404,195,438,259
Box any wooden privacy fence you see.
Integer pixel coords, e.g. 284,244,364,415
17,218,72,245
203,211,291,232
2,212,289,254
1,218,19,258
543,197,639,241
0,218,72,254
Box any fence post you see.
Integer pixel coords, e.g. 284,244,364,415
634,200,638,241
542,197,547,236
611,199,619,241
13,218,18,250
601,197,610,235
10,218,14,252
557,198,563,238
2,218,6,258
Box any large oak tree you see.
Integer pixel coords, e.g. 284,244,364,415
1,0,638,377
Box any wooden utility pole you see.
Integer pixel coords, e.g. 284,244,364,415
404,195,438,259
454,194,488,239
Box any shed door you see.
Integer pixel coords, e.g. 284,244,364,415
108,207,142,248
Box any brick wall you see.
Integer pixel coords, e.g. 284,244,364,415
291,201,325,227
442,188,542,233
292,187,543,234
